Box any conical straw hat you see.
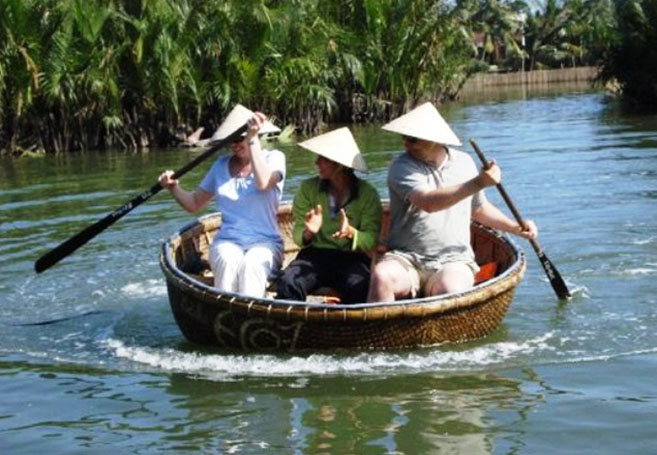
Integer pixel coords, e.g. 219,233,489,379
382,102,462,146
211,104,281,141
298,127,368,171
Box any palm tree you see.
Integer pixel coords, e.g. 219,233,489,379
0,0,49,154
326,0,472,116
10,0,625,153
456,0,528,69
523,0,613,69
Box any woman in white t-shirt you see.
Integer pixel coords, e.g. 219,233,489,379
158,105,285,297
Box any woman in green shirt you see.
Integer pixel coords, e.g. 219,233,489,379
275,128,382,304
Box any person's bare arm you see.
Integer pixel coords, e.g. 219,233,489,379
472,201,538,239
409,163,500,212
158,171,212,213
247,113,281,191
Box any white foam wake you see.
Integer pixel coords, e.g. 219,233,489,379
612,267,657,276
103,333,556,378
120,280,167,298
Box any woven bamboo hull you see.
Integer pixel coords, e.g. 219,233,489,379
160,203,526,351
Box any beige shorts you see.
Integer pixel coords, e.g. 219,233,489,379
380,250,478,298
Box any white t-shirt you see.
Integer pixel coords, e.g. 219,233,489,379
199,149,285,248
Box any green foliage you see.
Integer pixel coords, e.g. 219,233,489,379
0,0,623,154
599,0,657,108
456,0,528,68
454,0,616,71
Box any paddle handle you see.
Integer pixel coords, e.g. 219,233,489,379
469,139,571,300
469,141,532,240
34,124,247,273
169,125,246,180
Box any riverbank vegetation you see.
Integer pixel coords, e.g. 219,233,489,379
598,0,657,108
0,0,648,155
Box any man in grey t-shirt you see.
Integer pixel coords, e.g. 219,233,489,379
367,103,538,302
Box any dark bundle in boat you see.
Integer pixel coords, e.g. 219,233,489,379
160,202,526,351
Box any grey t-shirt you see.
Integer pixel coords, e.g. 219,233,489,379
386,148,486,263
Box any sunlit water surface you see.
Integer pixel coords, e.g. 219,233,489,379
1,88,656,454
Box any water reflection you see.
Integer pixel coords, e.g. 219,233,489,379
164,371,542,454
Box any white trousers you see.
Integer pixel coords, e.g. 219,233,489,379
209,240,282,297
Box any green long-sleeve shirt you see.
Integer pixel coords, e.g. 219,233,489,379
292,176,382,252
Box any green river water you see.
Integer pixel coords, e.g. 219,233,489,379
1,86,656,454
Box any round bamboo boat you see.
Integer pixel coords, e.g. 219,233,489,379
160,202,526,351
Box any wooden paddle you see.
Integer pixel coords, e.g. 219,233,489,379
469,139,571,300
34,124,248,273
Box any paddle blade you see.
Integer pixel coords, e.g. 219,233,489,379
536,249,571,300
470,138,571,300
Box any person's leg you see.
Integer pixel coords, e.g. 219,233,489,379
209,240,244,292
330,254,371,304
367,254,419,302
274,248,321,301
238,243,281,297
423,262,475,296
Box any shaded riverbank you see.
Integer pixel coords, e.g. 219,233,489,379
2,1,618,156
